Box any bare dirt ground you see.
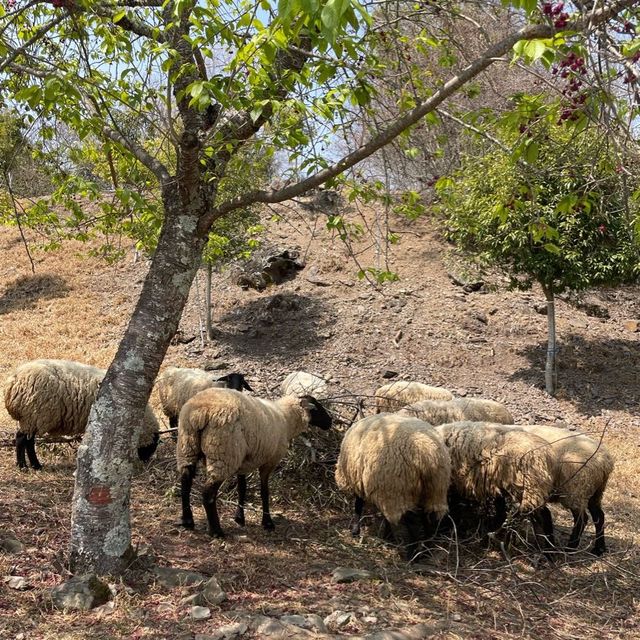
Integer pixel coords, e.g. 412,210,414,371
0,201,639,639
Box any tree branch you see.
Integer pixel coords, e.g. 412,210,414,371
101,124,171,183
203,0,640,227
0,14,66,75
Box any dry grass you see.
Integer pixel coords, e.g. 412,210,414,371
1,219,640,639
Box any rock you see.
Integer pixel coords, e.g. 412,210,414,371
323,610,356,630
307,272,331,287
50,574,112,611
190,606,212,620
305,614,328,633
153,566,207,587
0,535,23,554
381,370,398,379
201,577,228,606
331,567,374,583
280,614,310,628
93,601,116,617
534,304,547,315
451,613,462,622
623,319,639,332
194,622,248,640
204,361,231,371
3,576,30,590
253,616,287,636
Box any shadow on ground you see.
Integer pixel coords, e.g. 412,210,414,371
215,292,335,358
0,273,70,315
509,333,640,415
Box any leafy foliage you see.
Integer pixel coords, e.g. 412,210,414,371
437,100,640,295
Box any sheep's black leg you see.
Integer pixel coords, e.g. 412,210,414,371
566,508,587,552
396,510,423,562
169,415,178,442
202,480,225,538
351,496,364,537
26,435,42,470
234,474,247,526
487,494,508,533
16,432,28,470
530,506,556,560
588,493,607,556
178,465,196,529
259,466,275,531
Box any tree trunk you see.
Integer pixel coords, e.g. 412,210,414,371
69,183,209,575
542,285,558,396
205,262,214,340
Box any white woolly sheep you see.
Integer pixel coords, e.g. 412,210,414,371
156,367,253,431
399,398,514,426
335,413,451,561
435,421,556,551
280,371,328,399
504,425,614,556
177,388,332,537
4,359,160,469
374,381,453,413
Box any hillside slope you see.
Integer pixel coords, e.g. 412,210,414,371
0,204,639,639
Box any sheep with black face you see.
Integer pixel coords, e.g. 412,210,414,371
177,388,332,537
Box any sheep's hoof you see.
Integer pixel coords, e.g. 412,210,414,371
31,463,43,471
590,545,606,557
262,517,275,531
208,528,225,539
350,525,361,537
234,513,245,527
179,517,195,530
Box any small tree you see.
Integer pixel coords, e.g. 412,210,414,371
438,98,639,394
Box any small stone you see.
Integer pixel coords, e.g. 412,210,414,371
323,610,356,630
190,606,212,620
456,389,468,397
254,616,287,636
0,536,23,554
534,303,548,315
623,319,639,332
451,613,462,622
204,361,231,371
50,574,111,611
94,601,116,617
200,577,227,606
280,614,310,628
153,566,207,587
195,621,248,640
381,370,398,379
363,616,378,624
3,576,29,590
305,614,328,633
331,567,374,583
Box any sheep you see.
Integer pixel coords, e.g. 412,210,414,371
435,421,556,552
505,425,614,556
280,371,328,400
335,413,451,561
4,359,160,469
374,381,453,413
156,366,253,431
399,397,514,425
176,388,332,537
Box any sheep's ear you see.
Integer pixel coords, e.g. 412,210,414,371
217,374,231,383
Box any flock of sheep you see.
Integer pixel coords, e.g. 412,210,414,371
3,359,614,562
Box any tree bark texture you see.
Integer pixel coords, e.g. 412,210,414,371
69,183,209,574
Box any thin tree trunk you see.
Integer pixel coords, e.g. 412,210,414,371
542,285,557,396
69,183,209,575
206,262,214,340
